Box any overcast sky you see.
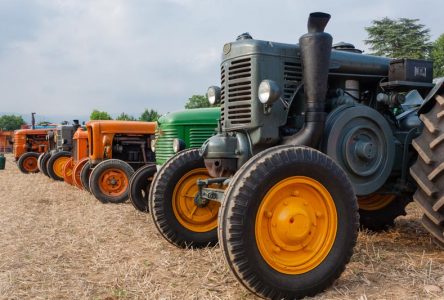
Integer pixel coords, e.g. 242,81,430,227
0,0,443,120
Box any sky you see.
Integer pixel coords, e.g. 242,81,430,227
0,0,443,122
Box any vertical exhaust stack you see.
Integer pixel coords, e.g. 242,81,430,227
283,12,332,147
31,112,36,129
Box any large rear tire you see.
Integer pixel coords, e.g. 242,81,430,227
129,163,157,212
358,193,411,231
18,152,40,174
219,146,359,299
410,93,444,247
149,149,219,248
89,159,134,204
47,151,71,181
80,161,93,192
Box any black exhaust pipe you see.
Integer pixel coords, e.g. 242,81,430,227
283,12,332,147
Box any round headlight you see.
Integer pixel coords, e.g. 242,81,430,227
172,138,186,153
207,86,221,105
150,139,156,152
258,80,281,104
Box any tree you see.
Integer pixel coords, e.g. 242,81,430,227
365,17,432,59
432,34,444,77
0,114,25,130
140,109,160,122
116,112,136,121
185,95,211,109
90,109,112,120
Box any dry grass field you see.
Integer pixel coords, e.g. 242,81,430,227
0,153,443,300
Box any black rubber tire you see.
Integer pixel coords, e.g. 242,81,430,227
149,149,218,248
410,92,444,247
80,161,93,193
358,194,411,231
38,152,51,177
219,145,359,299
17,152,40,174
129,163,157,212
47,151,71,181
89,159,134,204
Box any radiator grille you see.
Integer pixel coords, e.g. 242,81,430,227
283,60,302,102
189,128,216,148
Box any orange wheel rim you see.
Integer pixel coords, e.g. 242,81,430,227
53,156,70,178
255,176,337,274
73,158,88,189
98,168,129,196
358,194,395,211
23,156,38,172
172,168,221,233
63,158,74,185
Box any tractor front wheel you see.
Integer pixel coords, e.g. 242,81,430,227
37,152,51,177
18,152,40,174
219,146,359,299
80,161,93,192
149,149,219,248
73,158,89,189
62,158,74,185
89,159,134,204
47,151,71,181
129,163,157,212
358,193,411,231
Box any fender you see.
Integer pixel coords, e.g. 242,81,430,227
418,77,444,115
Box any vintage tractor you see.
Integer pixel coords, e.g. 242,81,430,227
13,128,53,174
129,107,220,212
61,126,89,187
149,12,442,299
80,120,156,203
39,121,81,181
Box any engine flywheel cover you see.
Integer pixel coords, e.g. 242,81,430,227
322,105,395,195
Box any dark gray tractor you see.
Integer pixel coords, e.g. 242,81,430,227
150,12,442,299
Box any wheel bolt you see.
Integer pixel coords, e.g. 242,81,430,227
292,190,300,196
316,211,323,218
265,211,273,218
273,246,281,253
283,201,288,206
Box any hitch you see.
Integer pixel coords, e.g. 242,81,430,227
195,177,229,206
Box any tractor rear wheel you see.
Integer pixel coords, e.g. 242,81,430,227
18,152,40,174
149,149,219,248
358,193,411,231
129,163,157,212
62,158,74,185
80,161,93,192
47,151,71,181
73,158,89,189
37,152,51,177
89,159,134,204
410,92,444,247
219,146,359,299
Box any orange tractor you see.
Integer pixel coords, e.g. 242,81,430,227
61,127,89,187
80,120,156,203
13,128,53,173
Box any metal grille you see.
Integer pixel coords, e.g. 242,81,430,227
155,128,178,164
189,128,216,148
283,60,302,102
224,57,252,126
56,129,62,148
220,65,225,127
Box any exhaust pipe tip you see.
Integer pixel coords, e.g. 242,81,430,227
307,12,331,33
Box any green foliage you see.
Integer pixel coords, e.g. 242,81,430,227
116,112,136,121
365,17,432,59
139,109,160,122
0,114,25,130
90,109,112,120
185,95,211,109
432,34,444,77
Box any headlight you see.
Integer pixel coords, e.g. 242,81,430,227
172,138,186,153
258,80,281,104
150,139,156,152
207,86,221,105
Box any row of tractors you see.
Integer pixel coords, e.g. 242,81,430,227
8,12,444,300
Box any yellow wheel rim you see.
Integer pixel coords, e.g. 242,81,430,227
54,156,70,178
172,168,220,233
358,194,395,211
255,176,337,274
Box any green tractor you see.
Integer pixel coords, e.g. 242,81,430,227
129,107,220,212
149,12,443,299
